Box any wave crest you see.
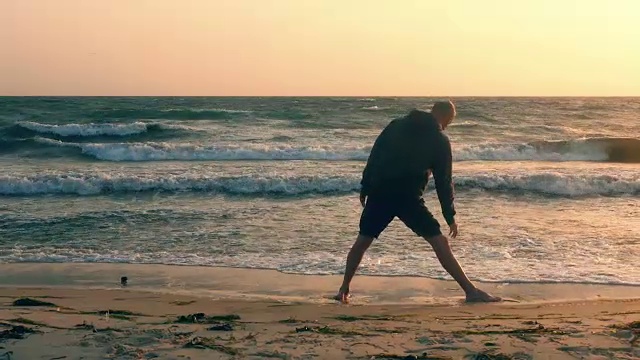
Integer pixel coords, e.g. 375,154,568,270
35,139,372,161
1,172,636,197
12,121,193,137
457,137,640,163
32,136,640,163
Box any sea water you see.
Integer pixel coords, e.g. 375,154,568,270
0,97,638,285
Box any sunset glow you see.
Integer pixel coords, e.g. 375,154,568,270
2,0,639,96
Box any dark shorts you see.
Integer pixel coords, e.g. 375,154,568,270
359,195,442,239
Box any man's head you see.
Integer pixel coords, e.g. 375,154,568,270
431,101,456,130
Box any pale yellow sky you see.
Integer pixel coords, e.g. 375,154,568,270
2,0,639,96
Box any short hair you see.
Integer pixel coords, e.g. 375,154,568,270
431,100,456,117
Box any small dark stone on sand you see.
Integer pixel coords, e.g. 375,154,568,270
12,298,56,307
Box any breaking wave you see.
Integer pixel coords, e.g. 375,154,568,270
2,121,196,143
12,121,192,137
25,137,640,163
33,138,371,161
457,137,640,163
1,172,636,197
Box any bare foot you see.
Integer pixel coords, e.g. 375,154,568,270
333,289,351,304
465,288,502,303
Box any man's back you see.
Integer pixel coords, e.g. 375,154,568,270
360,109,451,200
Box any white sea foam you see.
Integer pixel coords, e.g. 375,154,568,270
36,137,623,163
0,172,636,196
36,139,372,161
17,121,191,137
362,106,389,111
455,143,609,162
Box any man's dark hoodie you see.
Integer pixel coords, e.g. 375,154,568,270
360,109,456,225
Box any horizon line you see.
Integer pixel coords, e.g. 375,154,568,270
2,95,640,98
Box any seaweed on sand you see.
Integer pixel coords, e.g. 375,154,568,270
11,298,56,307
610,321,640,331
7,318,46,327
174,313,241,324
208,323,235,331
0,325,37,341
454,323,574,337
279,317,301,324
333,314,397,322
465,351,532,360
294,325,367,336
79,309,144,321
365,353,450,360
170,300,196,306
184,336,240,355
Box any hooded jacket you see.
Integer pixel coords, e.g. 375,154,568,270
360,109,456,225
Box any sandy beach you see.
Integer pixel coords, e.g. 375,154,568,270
0,264,638,359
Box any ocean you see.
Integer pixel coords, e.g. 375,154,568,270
0,97,638,286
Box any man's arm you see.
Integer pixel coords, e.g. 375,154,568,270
432,134,456,226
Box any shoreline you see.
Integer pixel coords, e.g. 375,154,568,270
1,263,639,305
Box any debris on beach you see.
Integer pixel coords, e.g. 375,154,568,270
120,276,128,286
0,325,37,341
610,320,640,331
465,351,532,360
174,313,241,324
453,323,574,337
279,317,301,324
11,298,57,307
7,318,46,327
294,325,367,336
78,309,142,321
74,322,96,331
334,314,397,322
366,353,450,360
184,336,240,355
252,350,291,359
111,343,144,358
169,300,196,306
72,321,123,333
207,323,235,331
609,320,639,343
521,321,539,325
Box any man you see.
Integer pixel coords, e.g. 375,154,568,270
335,101,501,303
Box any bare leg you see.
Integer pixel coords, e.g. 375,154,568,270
335,234,374,303
425,234,501,302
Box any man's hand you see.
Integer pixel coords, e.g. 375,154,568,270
448,222,458,238
359,193,367,207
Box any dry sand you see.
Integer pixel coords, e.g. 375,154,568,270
0,263,638,359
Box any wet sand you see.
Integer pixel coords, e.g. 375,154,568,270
1,263,639,359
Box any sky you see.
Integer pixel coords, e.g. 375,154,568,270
2,0,639,96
